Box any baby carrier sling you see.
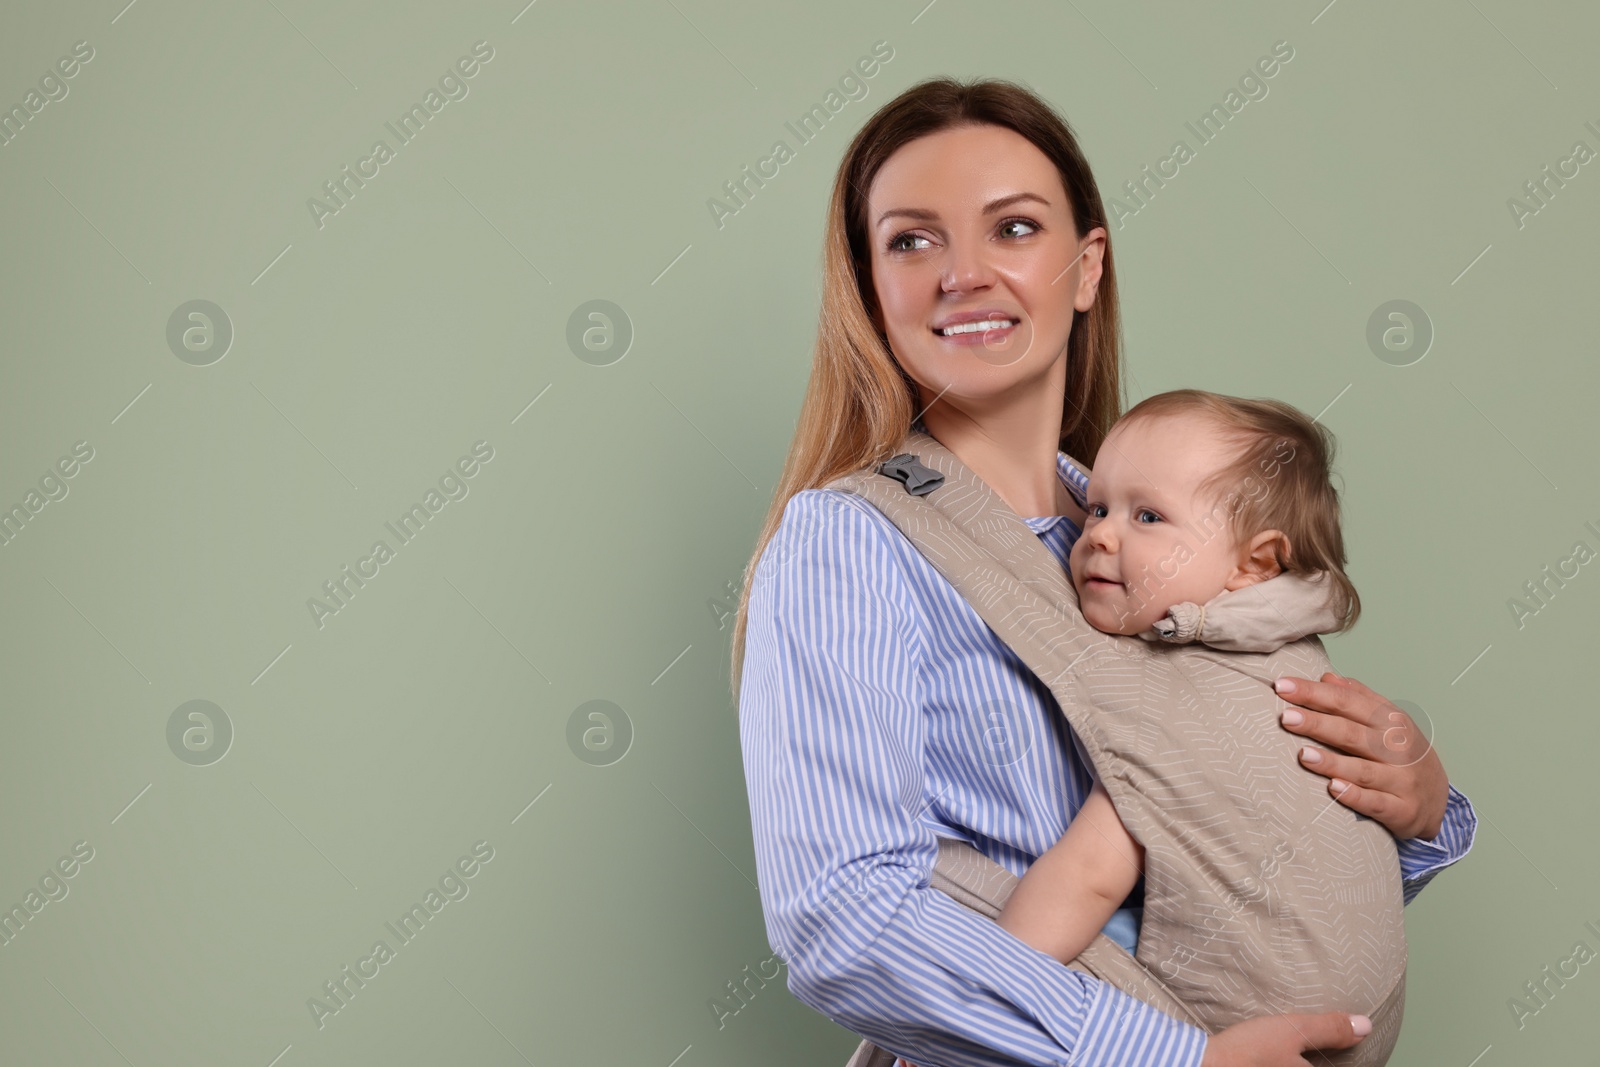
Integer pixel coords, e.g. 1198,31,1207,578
826,429,1407,1067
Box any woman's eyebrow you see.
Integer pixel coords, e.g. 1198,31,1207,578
875,191,1050,228
982,191,1050,214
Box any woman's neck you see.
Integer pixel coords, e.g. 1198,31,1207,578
918,367,1080,519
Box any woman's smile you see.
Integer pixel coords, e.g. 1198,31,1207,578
933,317,1020,345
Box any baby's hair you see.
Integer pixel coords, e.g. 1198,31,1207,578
1118,388,1361,632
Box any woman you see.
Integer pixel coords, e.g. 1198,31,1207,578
731,77,1475,1067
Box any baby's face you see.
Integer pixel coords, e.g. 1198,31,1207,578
1069,412,1251,635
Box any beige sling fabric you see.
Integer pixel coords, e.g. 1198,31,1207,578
828,430,1405,1067
1140,570,1345,652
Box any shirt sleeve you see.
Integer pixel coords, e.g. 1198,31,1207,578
1396,782,1478,905
738,490,1208,1067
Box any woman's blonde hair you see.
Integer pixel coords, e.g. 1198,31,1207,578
729,77,1126,697
1117,388,1362,632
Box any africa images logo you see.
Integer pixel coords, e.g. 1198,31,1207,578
705,40,895,230
306,841,495,1030
306,441,494,630
306,41,495,231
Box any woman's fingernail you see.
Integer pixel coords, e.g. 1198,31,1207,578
1281,708,1303,726
1300,746,1321,764
1274,677,1295,694
1350,1014,1372,1036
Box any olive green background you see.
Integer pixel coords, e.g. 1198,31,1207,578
0,0,1594,1063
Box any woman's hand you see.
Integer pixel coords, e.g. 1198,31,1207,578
1200,1012,1370,1066
1274,671,1448,841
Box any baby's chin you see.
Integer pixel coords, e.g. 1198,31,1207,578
1078,592,1163,636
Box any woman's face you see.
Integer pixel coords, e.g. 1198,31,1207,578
863,123,1105,412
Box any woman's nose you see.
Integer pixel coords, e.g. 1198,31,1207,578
940,241,997,293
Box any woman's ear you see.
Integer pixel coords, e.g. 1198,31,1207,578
1072,227,1108,313
1225,529,1290,590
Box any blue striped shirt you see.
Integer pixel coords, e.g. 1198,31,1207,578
738,446,1478,1067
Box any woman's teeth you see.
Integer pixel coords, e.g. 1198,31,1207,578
937,319,1016,336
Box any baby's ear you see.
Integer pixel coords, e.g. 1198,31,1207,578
1226,529,1291,590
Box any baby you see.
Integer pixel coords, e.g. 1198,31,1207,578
997,387,1364,968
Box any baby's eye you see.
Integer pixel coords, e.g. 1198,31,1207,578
887,231,931,253
1088,503,1107,518
1135,508,1161,524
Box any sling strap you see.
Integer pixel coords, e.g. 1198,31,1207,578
828,430,1406,1067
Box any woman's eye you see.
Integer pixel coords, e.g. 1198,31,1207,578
1136,509,1161,524
998,217,1039,239
887,231,931,253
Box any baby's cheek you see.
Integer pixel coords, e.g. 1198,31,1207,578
1067,535,1087,579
